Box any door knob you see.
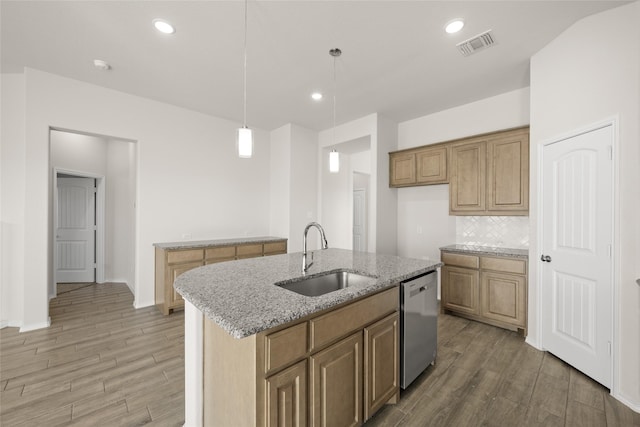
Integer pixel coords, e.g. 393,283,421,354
540,255,552,262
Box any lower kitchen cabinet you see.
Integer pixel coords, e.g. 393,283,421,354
441,250,528,334
310,333,363,427
480,271,526,327
266,360,307,427
364,313,399,419
203,287,399,427
154,238,287,315
441,265,480,316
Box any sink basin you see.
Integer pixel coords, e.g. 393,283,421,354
276,271,376,297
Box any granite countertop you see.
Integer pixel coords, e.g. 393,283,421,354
153,236,286,250
440,244,528,259
174,248,441,339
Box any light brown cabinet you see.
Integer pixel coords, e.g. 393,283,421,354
449,141,487,213
364,313,399,419
389,152,416,186
441,250,527,335
449,127,529,215
389,126,529,215
155,238,287,315
389,144,448,187
203,286,399,427
266,360,307,427
310,332,363,427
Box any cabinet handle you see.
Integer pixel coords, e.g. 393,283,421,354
540,255,552,262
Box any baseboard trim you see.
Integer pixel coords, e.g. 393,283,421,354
611,390,640,414
19,317,51,332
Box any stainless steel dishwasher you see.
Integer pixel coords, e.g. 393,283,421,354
400,270,437,389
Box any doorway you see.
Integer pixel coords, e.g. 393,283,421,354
50,128,137,300
540,123,614,388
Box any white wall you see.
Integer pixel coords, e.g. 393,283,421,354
2,68,271,330
396,88,531,262
106,139,136,285
318,113,397,254
269,123,319,253
269,125,291,242
0,73,26,328
288,125,319,252
530,1,639,409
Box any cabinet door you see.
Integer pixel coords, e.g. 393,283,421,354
265,360,307,427
310,332,363,427
487,130,529,213
416,146,448,184
450,142,486,214
364,313,398,421
167,261,203,307
389,153,416,187
442,266,479,315
480,271,526,327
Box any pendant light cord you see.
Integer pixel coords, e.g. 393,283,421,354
332,53,337,144
242,0,248,128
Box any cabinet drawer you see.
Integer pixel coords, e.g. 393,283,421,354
237,244,263,258
310,287,397,352
264,322,308,375
167,249,204,264
442,252,479,269
264,241,287,255
205,246,236,261
480,257,526,275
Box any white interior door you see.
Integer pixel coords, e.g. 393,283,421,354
353,189,366,252
56,177,96,283
541,124,613,388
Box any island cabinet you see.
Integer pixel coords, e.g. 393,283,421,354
203,286,399,427
449,127,529,215
154,238,287,315
441,250,528,335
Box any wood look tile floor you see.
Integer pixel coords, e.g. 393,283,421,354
1,283,185,426
1,283,638,426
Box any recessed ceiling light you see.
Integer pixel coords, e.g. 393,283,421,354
445,19,465,34
311,92,323,101
153,19,175,34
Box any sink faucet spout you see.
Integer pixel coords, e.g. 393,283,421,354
302,222,328,273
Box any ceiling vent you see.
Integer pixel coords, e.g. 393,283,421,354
456,30,496,56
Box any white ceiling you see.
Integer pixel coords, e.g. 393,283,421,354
1,1,628,131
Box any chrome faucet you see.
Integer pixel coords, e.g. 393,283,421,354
302,222,328,273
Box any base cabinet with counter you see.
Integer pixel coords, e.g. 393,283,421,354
203,287,399,427
154,237,287,315
441,248,528,335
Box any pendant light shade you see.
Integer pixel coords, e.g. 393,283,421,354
238,0,252,158
237,127,253,158
329,149,340,173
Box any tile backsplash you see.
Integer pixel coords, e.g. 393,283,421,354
456,216,529,249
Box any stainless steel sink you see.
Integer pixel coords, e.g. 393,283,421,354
276,271,375,297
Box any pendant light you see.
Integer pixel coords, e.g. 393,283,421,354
237,0,253,158
329,48,341,173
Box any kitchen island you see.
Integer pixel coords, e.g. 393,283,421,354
175,248,441,426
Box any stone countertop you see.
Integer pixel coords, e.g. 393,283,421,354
153,236,286,250
440,244,528,259
174,248,441,339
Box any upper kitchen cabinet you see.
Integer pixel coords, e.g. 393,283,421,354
450,127,529,215
389,152,416,186
389,144,448,187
